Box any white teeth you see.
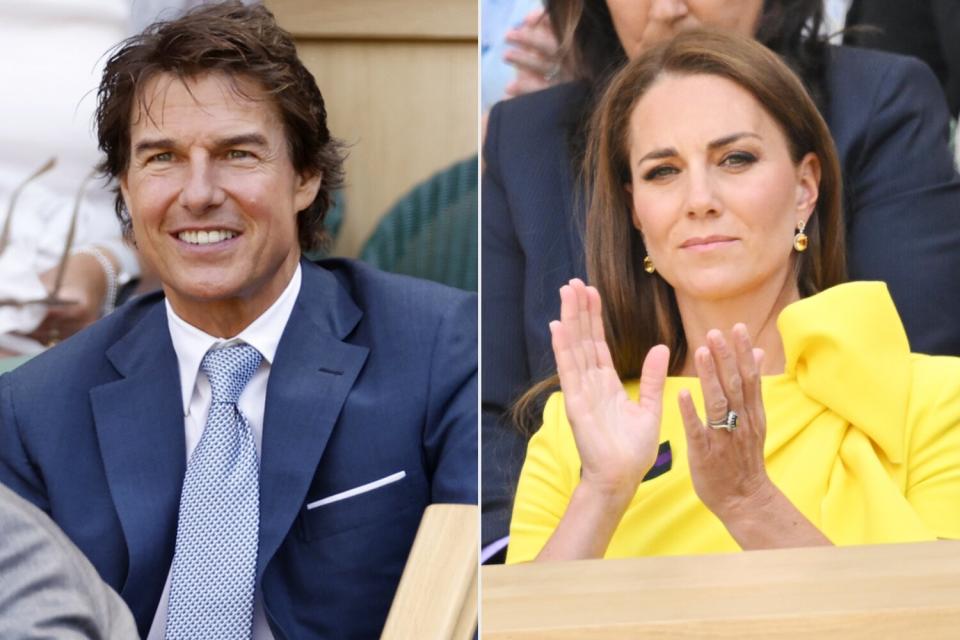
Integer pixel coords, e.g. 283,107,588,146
178,230,237,245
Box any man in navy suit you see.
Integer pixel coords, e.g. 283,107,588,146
0,3,477,638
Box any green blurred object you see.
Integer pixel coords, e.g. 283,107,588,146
0,355,32,374
360,155,478,291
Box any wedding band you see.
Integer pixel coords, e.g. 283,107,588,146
707,410,738,432
544,64,560,82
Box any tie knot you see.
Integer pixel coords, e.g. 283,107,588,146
200,344,262,404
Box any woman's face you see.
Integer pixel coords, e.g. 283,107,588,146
626,73,820,304
605,0,763,59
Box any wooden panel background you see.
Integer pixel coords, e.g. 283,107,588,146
266,0,478,257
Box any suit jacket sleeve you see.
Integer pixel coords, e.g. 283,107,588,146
0,484,138,640
480,101,534,548
0,373,49,513
423,291,478,505
839,51,960,355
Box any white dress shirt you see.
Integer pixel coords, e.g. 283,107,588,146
146,264,302,640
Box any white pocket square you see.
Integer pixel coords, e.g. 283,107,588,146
306,470,406,510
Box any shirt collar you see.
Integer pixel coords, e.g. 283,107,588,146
165,264,303,415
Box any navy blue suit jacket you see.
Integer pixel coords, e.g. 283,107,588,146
0,259,478,638
481,45,960,548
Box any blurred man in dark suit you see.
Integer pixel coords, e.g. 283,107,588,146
845,0,960,115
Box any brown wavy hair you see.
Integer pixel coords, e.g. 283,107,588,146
95,0,344,252
514,29,846,433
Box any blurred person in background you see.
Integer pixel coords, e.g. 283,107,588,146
0,0,142,357
842,0,960,117
0,483,137,639
483,0,566,111
482,0,960,559
482,0,567,144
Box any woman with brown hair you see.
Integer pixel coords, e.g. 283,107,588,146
482,0,960,558
507,29,960,562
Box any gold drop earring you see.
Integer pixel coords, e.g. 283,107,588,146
793,221,808,252
643,256,656,274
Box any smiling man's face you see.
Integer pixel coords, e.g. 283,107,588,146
120,72,320,336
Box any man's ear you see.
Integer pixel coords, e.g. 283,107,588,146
294,170,323,213
117,173,138,245
796,152,821,225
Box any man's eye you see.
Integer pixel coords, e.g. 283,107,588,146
643,165,678,181
227,149,252,160
721,151,757,167
148,152,173,163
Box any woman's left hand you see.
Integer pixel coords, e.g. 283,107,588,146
678,323,772,520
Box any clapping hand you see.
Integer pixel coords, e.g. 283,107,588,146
550,279,669,499
678,325,772,520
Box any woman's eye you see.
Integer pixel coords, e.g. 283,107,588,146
721,151,757,167
148,152,173,163
643,165,679,181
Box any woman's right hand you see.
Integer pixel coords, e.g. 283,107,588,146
551,279,669,501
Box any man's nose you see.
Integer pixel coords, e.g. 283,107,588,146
684,166,720,218
650,0,689,22
178,154,225,214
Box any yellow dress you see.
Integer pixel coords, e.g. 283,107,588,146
507,282,960,563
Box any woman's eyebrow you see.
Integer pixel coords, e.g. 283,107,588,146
637,132,762,165
707,131,761,150
637,147,678,164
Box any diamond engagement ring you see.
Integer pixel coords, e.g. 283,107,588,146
707,410,738,432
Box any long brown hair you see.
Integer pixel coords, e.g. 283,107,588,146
514,29,846,433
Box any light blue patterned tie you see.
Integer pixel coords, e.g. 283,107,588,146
165,343,262,640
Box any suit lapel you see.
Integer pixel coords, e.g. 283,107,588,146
257,261,368,578
90,302,184,627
